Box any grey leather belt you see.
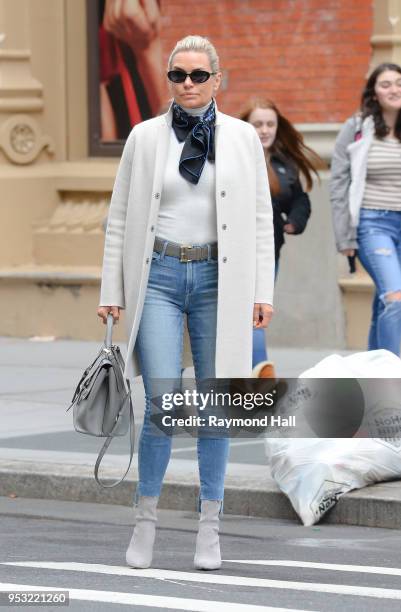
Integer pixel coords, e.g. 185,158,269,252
154,236,218,263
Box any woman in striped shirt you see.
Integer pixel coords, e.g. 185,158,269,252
331,63,401,356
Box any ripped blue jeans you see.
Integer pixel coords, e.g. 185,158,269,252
357,208,401,355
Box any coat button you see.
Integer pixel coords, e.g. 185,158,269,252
222,224,227,230
150,225,155,232
146,257,150,264
222,256,227,263
155,193,160,199
220,190,226,197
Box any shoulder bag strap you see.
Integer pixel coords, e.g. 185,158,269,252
94,381,135,488
354,113,363,141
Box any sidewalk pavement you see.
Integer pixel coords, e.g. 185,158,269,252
1,336,401,529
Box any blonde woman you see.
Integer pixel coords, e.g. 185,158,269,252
98,35,275,570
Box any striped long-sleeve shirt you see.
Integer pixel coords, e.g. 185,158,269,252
362,136,401,211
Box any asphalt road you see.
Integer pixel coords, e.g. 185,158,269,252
1,497,401,611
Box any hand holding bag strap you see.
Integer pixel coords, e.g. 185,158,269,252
94,385,135,488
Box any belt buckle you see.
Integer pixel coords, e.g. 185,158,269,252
180,245,192,263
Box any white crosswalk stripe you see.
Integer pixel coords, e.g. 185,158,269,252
0,582,311,612
224,559,401,576
2,561,401,601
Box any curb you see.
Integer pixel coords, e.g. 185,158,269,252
1,459,401,529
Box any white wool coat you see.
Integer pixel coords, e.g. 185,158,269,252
99,103,275,380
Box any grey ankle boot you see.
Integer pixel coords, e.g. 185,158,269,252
193,500,222,570
126,496,158,569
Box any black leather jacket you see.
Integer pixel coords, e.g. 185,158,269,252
271,154,311,261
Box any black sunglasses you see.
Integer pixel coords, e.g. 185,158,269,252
167,69,217,84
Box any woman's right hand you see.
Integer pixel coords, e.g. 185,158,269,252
97,306,121,324
341,249,355,257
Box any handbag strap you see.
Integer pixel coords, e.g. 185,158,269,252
105,313,114,348
69,313,115,412
94,379,135,488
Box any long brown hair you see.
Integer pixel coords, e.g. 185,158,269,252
240,98,325,196
361,62,401,141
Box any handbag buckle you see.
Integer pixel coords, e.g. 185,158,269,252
180,245,193,263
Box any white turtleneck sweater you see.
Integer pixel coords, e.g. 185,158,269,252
156,102,217,245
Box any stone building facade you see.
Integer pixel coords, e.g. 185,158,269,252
0,0,400,346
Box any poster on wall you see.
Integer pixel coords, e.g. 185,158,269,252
87,0,166,155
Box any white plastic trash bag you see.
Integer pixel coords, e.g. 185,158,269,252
301,349,401,379
265,350,401,526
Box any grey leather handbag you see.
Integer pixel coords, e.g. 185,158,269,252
67,314,134,488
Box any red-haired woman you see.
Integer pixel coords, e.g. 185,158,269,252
241,99,324,367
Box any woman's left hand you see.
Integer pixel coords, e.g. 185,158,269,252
253,303,274,328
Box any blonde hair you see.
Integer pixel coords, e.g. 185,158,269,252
168,35,220,73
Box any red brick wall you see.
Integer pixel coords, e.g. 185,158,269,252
160,0,373,123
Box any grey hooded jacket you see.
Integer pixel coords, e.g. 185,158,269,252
330,114,375,252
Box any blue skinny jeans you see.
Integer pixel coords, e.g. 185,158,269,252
135,247,230,503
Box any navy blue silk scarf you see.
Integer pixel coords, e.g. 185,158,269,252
171,101,216,184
